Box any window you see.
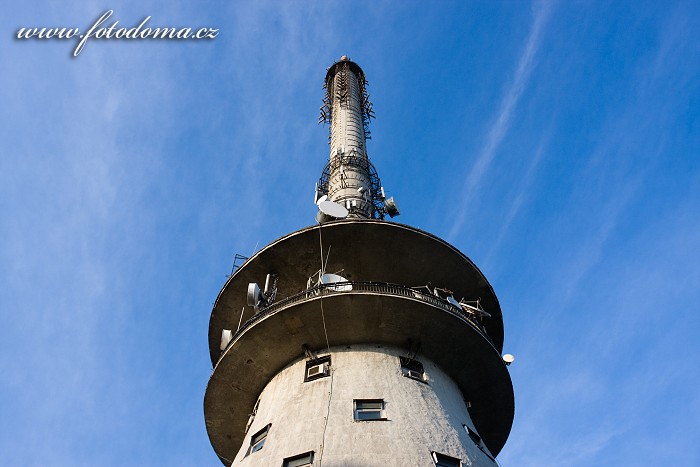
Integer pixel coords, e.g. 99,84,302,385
432,452,462,467
466,425,481,446
282,451,314,467
353,399,386,421
304,356,331,382
246,424,270,455
463,424,495,461
399,356,426,382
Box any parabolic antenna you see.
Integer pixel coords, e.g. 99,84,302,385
384,196,400,217
502,354,515,365
320,273,352,292
316,194,328,205
220,329,233,351
318,200,349,219
247,282,262,309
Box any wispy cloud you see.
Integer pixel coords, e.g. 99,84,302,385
500,6,700,464
448,0,553,241
482,130,550,269
0,9,184,462
536,4,697,314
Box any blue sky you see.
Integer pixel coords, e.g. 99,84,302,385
2,1,699,465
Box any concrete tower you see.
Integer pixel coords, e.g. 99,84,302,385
204,57,514,467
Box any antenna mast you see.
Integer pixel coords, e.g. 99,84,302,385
318,56,387,220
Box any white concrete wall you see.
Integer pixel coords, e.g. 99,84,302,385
231,345,497,466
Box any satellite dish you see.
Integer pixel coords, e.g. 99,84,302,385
320,273,352,292
384,196,400,217
247,282,262,309
316,194,328,205
503,354,515,366
318,200,349,219
220,329,233,351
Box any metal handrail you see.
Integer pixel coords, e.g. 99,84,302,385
225,281,496,355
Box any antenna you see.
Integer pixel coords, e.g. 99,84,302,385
264,273,279,303
384,196,400,218
246,273,278,311
319,273,352,292
318,199,349,219
503,354,515,366
264,274,272,294
459,300,492,318
220,329,233,351
247,283,262,310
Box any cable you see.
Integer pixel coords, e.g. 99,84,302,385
316,222,333,466
318,356,334,467
320,297,332,356
317,223,332,354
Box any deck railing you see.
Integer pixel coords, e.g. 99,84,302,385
226,281,495,354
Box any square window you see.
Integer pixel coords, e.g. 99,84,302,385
246,424,270,455
432,452,461,467
354,399,386,421
304,356,331,382
399,356,426,382
283,451,314,467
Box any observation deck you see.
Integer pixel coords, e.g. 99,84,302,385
204,220,514,464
